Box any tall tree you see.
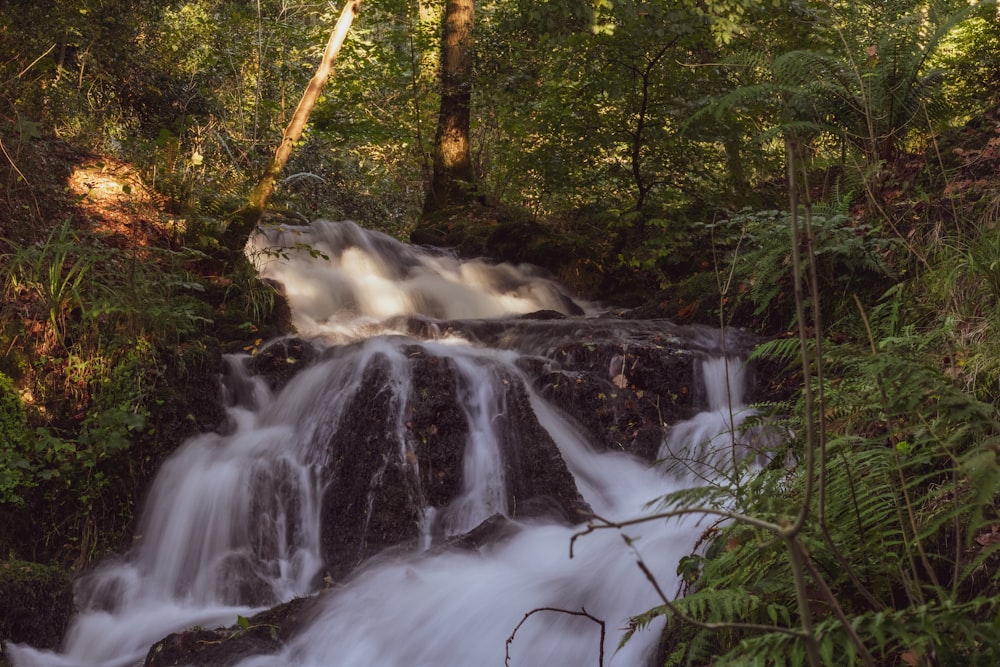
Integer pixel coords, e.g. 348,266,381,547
422,0,475,215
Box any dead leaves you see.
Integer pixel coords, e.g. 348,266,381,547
974,524,1000,549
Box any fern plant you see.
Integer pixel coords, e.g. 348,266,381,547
645,321,1000,666
717,205,899,327
772,0,984,165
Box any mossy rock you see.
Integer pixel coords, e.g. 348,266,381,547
411,203,611,300
0,560,74,650
144,596,316,667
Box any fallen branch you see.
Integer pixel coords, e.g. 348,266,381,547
505,606,606,667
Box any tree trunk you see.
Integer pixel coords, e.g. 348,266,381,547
226,0,362,248
422,0,474,215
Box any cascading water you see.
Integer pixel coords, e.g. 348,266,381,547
7,220,767,667
433,354,510,537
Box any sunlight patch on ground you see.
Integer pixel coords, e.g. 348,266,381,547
66,159,185,247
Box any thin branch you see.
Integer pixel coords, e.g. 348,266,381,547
785,132,822,667
505,607,605,667
798,175,828,532
0,135,28,184
0,135,41,220
18,43,56,79
238,0,362,239
785,134,814,539
801,161,883,612
570,509,783,560
784,532,822,667
794,540,877,667
892,441,946,595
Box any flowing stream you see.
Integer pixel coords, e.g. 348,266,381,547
8,220,762,667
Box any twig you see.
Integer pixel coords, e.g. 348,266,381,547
18,43,56,79
784,133,821,667
0,135,28,183
505,607,605,667
570,509,782,559
794,540,877,667
0,134,41,219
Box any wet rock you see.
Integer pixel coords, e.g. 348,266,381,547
247,337,320,391
442,514,522,552
526,338,697,461
518,309,568,320
143,596,317,667
214,553,280,608
319,355,424,580
406,349,468,508
495,372,590,521
318,346,590,581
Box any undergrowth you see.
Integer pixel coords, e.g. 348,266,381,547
602,59,1000,662
609,208,1000,666
0,207,277,566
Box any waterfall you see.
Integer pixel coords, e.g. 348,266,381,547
433,354,510,537
7,221,768,667
658,356,770,482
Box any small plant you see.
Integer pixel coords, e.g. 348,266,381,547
4,219,101,350
0,372,34,507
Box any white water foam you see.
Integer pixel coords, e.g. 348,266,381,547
248,220,592,339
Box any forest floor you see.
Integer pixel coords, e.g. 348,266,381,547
2,139,161,246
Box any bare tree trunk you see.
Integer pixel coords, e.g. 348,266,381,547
422,0,474,215
226,0,362,247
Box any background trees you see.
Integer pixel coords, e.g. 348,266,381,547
3,0,1000,663
3,0,996,241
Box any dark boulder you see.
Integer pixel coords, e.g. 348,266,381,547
492,369,590,522
500,328,700,462
405,350,469,508
317,346,590,581
318,353,424,581
247,337,320,392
